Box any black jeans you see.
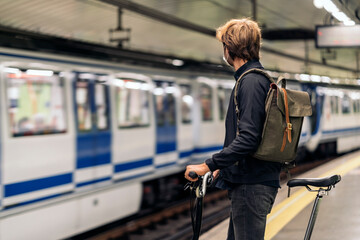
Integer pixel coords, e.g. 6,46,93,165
227,184,278,240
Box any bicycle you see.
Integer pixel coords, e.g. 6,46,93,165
184,171,213,240
287,174,341,240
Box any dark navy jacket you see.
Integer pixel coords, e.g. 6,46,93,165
205,60,281,188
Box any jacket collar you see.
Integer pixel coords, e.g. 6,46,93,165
233,59,263,81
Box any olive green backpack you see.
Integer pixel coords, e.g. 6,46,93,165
234,68,312,163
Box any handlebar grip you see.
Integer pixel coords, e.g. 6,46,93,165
188,171,198,179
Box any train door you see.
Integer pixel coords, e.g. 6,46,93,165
74,73,112,188
192,80,223,163
153,80,177,168
177,83,194,165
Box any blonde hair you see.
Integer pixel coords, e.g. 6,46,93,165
216,18,261,61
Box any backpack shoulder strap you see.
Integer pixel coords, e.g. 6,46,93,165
237,68,274,84
233,68,275,136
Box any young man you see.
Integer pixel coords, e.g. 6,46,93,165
184,18,281,240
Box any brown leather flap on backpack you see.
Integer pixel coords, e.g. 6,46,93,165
277,88,312,117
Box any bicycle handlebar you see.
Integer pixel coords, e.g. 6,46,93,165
188,171,198,179
185,171,213,198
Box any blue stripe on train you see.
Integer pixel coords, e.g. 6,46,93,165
180,149,193,158
77,154,111,169
114,158,153,173
180,146,223,158
116,172,153,182
3,192,72,210
323,126,360,135
4,173,72,197
3,146,221,199
155,162,177,169
76,177,111,188
193,145,223,153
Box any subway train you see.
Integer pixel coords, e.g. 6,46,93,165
0,46,359,239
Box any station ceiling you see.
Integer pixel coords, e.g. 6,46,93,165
0,0,359,78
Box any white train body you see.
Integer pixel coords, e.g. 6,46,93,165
0,47,359,239
306,85,360,153
0,47,232,239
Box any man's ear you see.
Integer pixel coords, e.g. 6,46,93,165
225,48,235,65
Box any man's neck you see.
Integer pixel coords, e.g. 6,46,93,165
233,58,248,71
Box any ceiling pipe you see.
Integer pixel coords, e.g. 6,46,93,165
98,0,357,73
99,0,216,36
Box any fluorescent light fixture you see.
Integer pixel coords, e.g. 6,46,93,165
315,0,356,26
172,59,184,66
154,88,164,95
321,76,331,83
79,73,95,79
323,0,339,13
310,75,321,82
313,0,324,9
165,86,176,94
299,74,311,81
125,81,142,90
26,69,53,76
4,67,21,74
182,95,193,105
332,11,349,22
114,79,125,87
344,20,355,26
141,83,150,91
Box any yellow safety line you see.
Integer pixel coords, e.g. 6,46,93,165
265,155,360,240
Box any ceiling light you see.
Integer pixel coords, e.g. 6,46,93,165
172,59,184,66
26,69,53,76
344,20,355,26
154,88,164,95
332,11,349,22
313,0,324,9
323,0,339,13
4,67,21,74
315,0,357,26
310,75,321,82
299,74,310,81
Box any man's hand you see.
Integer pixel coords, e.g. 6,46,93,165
184,163,211,182
212,169,220,179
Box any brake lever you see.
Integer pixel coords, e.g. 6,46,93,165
184,182,192,191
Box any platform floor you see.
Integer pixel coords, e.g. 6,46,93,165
200,150,360,240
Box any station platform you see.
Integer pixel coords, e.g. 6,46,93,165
200,150,360,240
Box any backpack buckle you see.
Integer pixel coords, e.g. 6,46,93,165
287,123,292,131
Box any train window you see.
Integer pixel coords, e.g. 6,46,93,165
308,88,318,135
154,81,176,127
330,96,339,114
116,79,150,128
180,85,193,124
355,99,360,114
341,94,351,114
200,84,213,121
353,100,357,113
5,68,67,137
218,87,232,120
95,83,109,130
76,80,92,131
